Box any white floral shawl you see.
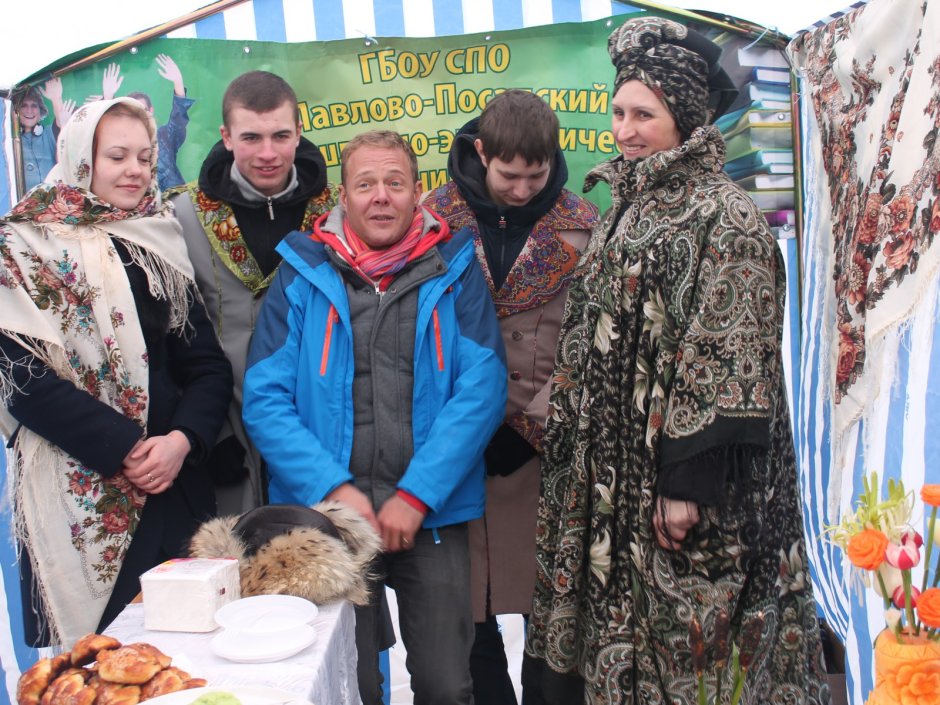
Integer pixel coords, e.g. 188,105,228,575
0,98,195,645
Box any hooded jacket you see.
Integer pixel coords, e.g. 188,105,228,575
195,136,331,276
445,117,570,288
171,136,335,514
424,121,598,619
242,223,507,528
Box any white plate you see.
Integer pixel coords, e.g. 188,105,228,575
211,623,317,663
144,685,313,704
214,595,318,633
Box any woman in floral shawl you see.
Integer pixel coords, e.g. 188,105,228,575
0,97,232,647
522,17,830,705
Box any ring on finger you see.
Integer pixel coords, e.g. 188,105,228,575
402,536,410,547
147,473,155,484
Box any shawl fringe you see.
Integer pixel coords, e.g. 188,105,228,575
116,238,194,336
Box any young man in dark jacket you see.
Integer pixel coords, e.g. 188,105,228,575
425,89,598,705
172,71,334,515
243,130,507,704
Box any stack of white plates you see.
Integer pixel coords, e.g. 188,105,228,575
210,594,319,663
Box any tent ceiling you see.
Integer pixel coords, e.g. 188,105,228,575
2,0,862,90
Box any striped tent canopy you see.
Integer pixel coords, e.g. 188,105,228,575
162,0,645,42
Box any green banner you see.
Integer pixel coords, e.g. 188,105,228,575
41,12,781,213
50,16,636,209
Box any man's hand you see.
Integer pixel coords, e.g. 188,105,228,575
122,430,191,494
326,483,380,534
377,494,425,553
156,54,185,97
652,498,700,551
102,63,124,100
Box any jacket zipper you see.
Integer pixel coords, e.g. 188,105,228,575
432,306,445,371
320,305,338,375
266,197,275,220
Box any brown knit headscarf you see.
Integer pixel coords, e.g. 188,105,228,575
609,16,738,139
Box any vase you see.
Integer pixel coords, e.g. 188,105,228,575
866,628,940,705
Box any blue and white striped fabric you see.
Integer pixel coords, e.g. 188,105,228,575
796,70,940,705
164,0,642,42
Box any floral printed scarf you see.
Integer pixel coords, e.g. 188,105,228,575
0,98,195,646
789,0,940,514
311,205,451,292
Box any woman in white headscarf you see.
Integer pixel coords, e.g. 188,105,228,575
0,97,232,647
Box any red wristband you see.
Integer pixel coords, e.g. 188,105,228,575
397,489,429,515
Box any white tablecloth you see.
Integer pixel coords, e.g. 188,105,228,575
104,600,361,705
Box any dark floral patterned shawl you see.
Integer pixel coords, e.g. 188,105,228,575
0,98,195,645
524,126,829,704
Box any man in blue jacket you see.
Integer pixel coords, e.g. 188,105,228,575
243,129,506,704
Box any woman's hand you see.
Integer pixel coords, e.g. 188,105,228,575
122,430,191,494
653,498,700,551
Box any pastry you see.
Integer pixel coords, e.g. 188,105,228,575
16,653,71,705
96,646,163,685
71,633,122,666
39,671,95,705
94,682,142,705
18,635,206,704
139,666,188,699
125,642,172,670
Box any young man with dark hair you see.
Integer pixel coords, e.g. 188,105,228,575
243,129,507,704
172,70,334,515
426,89,599,705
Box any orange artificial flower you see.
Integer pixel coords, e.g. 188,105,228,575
917,588,940,629
846,529,889,571
921,485,940,507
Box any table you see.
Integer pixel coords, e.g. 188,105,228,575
104,600,361,705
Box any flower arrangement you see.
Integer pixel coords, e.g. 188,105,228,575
829,472,940,641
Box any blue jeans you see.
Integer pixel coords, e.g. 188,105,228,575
355,523,475,705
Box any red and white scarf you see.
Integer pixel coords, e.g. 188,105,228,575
312,206,451,291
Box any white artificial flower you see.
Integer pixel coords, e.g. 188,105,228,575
884,608,902,631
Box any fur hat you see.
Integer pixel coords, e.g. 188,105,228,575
189,501,382,605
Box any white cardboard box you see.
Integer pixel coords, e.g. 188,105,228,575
140,558,240,632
